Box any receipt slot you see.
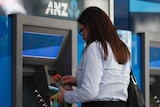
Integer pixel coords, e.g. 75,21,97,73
11,14,77,107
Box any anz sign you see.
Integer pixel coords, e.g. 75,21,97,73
45,0,80,19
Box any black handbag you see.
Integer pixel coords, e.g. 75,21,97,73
127,70,145,107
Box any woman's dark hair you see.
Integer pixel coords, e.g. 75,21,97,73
78,6,130,64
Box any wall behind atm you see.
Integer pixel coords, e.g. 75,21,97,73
1,0,160,106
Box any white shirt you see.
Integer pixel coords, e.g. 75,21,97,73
64,41,130,104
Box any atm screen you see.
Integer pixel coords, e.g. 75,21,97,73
150,47,160,68
23,31,64,59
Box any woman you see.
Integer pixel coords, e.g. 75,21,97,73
50,6,131,107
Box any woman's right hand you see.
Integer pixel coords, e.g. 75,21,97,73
62,75,77,86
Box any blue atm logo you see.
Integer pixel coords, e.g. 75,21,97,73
45,0,80,19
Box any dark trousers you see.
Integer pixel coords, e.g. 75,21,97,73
81,101,127,107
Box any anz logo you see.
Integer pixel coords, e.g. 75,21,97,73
45,0,80,19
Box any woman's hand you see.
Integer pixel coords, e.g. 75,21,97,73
62,75,77,86
50,75,76,103
57,86,66,103
49,86,66,103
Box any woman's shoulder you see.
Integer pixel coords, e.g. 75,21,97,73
88,41,101,48
86,41,102,53
88,41,110,50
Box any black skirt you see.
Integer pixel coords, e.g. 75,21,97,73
81,101,127,107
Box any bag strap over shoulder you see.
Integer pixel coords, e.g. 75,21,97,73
130,69,137,85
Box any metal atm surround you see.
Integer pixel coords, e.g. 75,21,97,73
11,14,77,107
139,32,160,107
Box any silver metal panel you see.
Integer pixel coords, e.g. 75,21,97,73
11,14,77,107
140,32,160,107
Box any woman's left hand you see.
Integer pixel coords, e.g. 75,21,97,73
50,87,66,102
57,86,66,103
50,86,67,103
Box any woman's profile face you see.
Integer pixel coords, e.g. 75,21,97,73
79,24,88,41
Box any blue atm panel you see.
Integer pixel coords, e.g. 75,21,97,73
0,16,11,107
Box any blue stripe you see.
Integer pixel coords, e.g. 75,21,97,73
130,0,160,13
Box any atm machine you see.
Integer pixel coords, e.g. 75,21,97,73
139,32,160,107
11,14,77,107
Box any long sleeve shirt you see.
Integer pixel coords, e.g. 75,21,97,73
64,41,131,104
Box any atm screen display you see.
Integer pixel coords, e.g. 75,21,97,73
23,31,64,59
150,47,160,68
